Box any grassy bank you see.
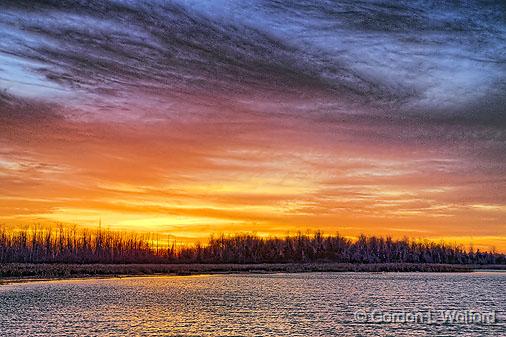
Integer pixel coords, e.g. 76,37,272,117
0,263,475,282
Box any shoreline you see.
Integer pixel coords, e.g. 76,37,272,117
2,262,502,284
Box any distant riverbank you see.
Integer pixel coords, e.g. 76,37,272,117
2,262,503,283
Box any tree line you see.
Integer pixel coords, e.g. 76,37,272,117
0,225,504,264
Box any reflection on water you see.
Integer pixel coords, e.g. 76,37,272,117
0,272,505,336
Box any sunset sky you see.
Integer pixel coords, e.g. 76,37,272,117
1,1,505,250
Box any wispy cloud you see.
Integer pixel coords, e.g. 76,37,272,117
0,0,505,245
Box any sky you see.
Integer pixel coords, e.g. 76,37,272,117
0,0,505,250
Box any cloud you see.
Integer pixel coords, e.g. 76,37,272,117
0,90,61,123
1,1,504,123
0,1,505,241
0,1,381,105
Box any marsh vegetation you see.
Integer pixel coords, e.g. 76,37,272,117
0,225,503,265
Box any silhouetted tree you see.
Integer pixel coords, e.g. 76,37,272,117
0,225,504,265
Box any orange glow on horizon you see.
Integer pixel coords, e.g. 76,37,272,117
1,0,505,256
1,117,505,252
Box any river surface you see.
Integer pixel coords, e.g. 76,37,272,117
0,272,505,336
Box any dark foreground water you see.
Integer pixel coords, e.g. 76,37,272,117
0,272,505,336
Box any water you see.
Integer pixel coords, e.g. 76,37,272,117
0,272,505,336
